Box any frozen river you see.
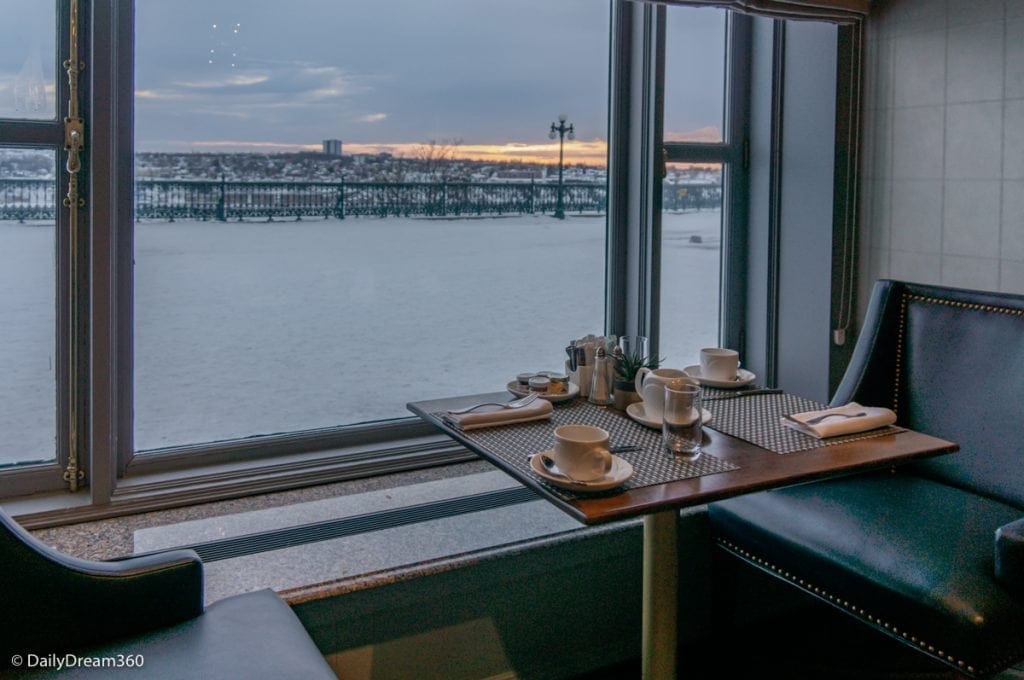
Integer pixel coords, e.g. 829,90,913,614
0,211,720,464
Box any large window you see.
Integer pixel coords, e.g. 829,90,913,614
131,0,610,451
1,0,812,519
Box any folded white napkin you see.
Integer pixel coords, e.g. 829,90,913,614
781,401,897,439
443,398,553,431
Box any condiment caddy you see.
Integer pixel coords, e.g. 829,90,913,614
507,371,579,403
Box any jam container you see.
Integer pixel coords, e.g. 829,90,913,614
528,376,551,393
516,372,536,387
547,373,569,394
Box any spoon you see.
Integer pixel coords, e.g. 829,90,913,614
534,453,597,485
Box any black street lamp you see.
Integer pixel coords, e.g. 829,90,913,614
548,113,575,219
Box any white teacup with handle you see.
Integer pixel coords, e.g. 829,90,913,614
634,368,695,420
552,424,613,481
699,348,740,382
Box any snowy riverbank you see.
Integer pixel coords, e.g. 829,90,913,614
0,211,719,463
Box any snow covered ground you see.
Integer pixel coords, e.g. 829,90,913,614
0,211,720,464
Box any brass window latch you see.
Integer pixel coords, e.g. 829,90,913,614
63,116,84,182
62,0,86,492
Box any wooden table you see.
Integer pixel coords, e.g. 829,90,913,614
408,392,958,679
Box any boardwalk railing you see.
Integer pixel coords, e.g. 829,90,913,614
0,178,60,221
1,178,721,221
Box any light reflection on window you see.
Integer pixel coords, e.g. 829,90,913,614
0,2,56,120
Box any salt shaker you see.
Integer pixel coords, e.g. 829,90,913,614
588,346,613,405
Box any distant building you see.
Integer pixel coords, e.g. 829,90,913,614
322,139,343,156
493,169,541,181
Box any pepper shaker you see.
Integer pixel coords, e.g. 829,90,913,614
588,346,613,405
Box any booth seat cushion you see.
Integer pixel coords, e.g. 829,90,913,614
997,518,1024,600
709,472,1024,677
23,589,336,679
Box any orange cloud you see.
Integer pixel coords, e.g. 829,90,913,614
346,139,608,166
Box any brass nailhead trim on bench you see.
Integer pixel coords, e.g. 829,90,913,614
894,295,908,415
715,537,982,675
893,293,1024,417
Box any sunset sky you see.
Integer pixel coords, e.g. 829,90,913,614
3,0,726,166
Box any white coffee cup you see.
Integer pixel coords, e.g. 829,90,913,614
552,424,613,481
699,348,740,382
634,367,696,419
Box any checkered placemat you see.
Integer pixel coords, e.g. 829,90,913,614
705,392,903,454
433,400,737,501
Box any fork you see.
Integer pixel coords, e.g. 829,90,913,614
795,411,867,425
446,392,539,414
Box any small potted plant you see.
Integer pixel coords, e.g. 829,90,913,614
613,350,659,411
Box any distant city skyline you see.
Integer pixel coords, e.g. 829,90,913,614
2,1,727,166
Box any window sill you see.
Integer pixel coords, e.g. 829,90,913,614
9,430,476,529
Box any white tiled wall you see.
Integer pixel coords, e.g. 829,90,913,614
860,0,1024,304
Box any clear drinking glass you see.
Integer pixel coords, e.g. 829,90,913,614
662,384,703,459
617,335,650,361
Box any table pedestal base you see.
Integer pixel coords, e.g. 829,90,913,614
642,510,678,680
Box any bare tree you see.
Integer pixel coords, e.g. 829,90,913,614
412,138,465,182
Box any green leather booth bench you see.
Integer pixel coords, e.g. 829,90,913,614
709,280,1024,677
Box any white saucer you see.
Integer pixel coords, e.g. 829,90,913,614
529,450,633,492
626,401,713,429
683,365,756,389
507,380,580,403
